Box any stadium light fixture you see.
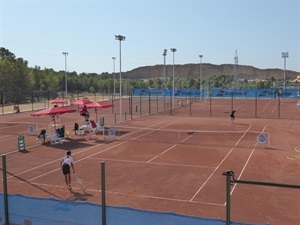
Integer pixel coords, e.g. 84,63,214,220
199,55,203,99
115,35,126,123
171,48,177,109
281,52,289,90
163,49,167,90
62,52,68,103
112,57,116,97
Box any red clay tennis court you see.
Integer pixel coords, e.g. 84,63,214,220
0,99,299,225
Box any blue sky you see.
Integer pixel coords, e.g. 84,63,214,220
1,0,299,74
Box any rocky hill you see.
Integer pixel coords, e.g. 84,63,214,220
121,63,299,81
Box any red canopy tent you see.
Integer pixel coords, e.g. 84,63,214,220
79,102,114,121
71,99,93,105
50,98,67,105
31,107,76,129
31,107,76,116
79,102,114,109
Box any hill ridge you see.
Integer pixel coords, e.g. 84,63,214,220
120,63,299,81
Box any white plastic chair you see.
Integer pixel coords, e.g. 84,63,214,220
50,133,64,144
76,129,85,136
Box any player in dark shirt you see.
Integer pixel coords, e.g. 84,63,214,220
230,110,236,123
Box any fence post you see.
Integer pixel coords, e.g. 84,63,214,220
140,93,142,117
128,93,131,114
223,170,232,225
278,97,280,118
149,92,151,115
31,90,34,111
47,90,50,108
130,93,133,120
231,92,234,111
157,92,159,113
209,97,212,116
101,161,106,225
190,93,192,116
164,92,166,111
2,154,9,225
1,91,4,115
112,94,114,114
170,93,172,115
255,92,257,118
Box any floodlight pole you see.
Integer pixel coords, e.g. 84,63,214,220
112,57,116,97
115,35,126,123
163,49,167,90
199,55,203,99
282,52,289,90
62,52,68,103
171,48,177,109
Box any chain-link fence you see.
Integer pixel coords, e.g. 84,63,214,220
1,156,275,225
1,88,299,120
0,88,299,225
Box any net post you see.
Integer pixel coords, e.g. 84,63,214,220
101,161,106,225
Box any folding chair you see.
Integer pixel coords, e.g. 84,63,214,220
89,120,98,136
56,128,66,143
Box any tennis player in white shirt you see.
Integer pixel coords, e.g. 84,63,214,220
61,151,75,190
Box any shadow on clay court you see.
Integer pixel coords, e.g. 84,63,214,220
43,139,94,150
67,190,93,202
231,123,251,126
42,137,115,150
2,169,62,199
19,150,31,154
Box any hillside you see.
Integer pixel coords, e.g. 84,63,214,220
121,63,299,81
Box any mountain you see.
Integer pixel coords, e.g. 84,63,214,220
120,63,299,81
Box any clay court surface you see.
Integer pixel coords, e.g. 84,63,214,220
0,99,299,225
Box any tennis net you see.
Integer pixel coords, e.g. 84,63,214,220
107,125,270,148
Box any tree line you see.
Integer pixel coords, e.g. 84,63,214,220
0,47,282,104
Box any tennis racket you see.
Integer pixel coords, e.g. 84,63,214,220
74,173,83,185
74,173,87,192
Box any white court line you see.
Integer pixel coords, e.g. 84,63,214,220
7,121,252,207
0,120,78,153
89,157,216,169
102,190,224,206
272,100,278,113
147,145,177,163
229,125,267,197
147,127,197,163
261,100,272,113
189,125,253,202
128,123,175,141
0,134,16,141
9,121,173,182
9,179,223,206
